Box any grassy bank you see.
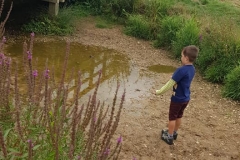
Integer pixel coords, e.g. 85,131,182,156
22,0,240,99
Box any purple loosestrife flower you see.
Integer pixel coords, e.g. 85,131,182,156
104,148,110,155
31,32,35,37
32,70,38,77
2,36,6,43
117,136,122,144
133,158,137,160
6,58,11,66
0,53,4,59
27,51,32,60
44,69,50,79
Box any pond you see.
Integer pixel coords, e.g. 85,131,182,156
5,40,176,104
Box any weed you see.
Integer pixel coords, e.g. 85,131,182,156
172,18,200,58
0,34,125,159
124,14,152,40
154,15,184,48
223,63,240,100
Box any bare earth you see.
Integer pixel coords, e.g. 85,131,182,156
66,17,240,160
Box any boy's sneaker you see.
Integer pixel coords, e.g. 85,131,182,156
161,133,174,145
161,129,178,140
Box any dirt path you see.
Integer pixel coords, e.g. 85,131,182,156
66,17,240,160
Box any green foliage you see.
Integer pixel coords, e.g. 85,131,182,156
200,0,209,5
95,16,114,28
172,19,200,58
204,56,236,83
124,14,152,40
196,21,240,83
145,0,173,19
77,0,137,17
154,16,184,48
223,64,240,100
0,35,124,159
22,5,90,35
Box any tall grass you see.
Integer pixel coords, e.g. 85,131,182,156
124,14,152,40
171,18,200,58
223,63,240,101
154,15,184,49
0,34,125,159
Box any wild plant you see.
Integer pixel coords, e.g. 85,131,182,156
0,33,125,159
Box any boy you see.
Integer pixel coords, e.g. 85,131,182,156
155,45,199,145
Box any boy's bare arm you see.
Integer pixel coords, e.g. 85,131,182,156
156,79,176,95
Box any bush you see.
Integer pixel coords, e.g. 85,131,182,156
196,21,240,83
223,64,240,100
145,0,173,19
172,18,200,58
124,14,152,40
154,15,184,48
22,5,90,35
204,56,237,83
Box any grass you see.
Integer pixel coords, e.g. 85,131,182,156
95,16,114,29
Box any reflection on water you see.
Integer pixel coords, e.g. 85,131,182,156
6,40,174,106
148,64,176,73
6,41,130,99
6,40,155,105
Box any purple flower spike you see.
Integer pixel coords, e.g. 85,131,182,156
27,51,32,60
77,156,81,160
0,53,5,59
27,139,32,143
6,58,11,66
31,32,35,37
2,36,6,43
133,158,137,160
104,148,110,155
117,136,122,144
32,70,38,77
44,69,50,79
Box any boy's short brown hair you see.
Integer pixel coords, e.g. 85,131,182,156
182,45,199,62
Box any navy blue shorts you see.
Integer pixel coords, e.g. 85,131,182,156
169,101,189,121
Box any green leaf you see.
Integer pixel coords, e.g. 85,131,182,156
20,153,28,158
4,128,12,140
8,148,19,153
33,144,41,150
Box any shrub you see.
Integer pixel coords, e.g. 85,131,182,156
154,15,184,48
124,14,152,40
223,64,240,100
22,5,90,35
196,20,240,83
145,0,173,19
204,56,237,83
172,18,200,58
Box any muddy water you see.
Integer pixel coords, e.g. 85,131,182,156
148,64,176,73
5,40,176,105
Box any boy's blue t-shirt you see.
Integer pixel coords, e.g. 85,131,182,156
171,65,195,102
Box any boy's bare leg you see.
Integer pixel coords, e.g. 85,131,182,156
168,120,176,135
174,118,181,132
